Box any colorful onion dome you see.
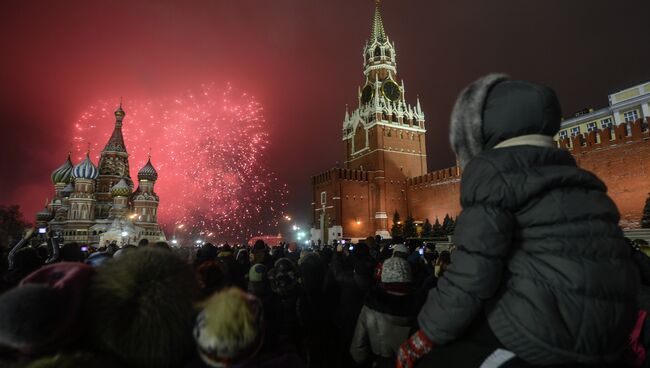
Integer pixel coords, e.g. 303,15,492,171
51,154,74,184
72,153,99,180
138,157,158,181
111,178,132,197
36,207,53,222
61,182,74,197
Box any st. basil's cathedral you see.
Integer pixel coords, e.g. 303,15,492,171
35,104,166,246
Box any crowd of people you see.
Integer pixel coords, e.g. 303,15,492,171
3,74,650,367
0,229,450,368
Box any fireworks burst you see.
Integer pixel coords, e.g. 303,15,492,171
71,84,288,242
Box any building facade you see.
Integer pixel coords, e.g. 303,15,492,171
555,81,650,142
35,104,166,246
310,4,650,243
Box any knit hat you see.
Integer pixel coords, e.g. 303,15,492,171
248,264,268,283
0,263,94,354
85,248,199,368
381,257,412,291
391,243,408,255
194,288,264,367
269,258,300,296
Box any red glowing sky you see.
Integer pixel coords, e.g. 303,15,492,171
1,0,649,232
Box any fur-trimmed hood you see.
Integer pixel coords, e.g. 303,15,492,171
449,74,562,169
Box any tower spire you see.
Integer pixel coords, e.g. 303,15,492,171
371,0,386,42
103,101,128,153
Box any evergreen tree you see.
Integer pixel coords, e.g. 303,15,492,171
422,218,433,238
448,216,456,235
403,213,417,238
432,218,444,237
391,211,403,238
642,193,650,228
442,214,457,236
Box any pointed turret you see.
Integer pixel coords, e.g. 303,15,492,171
103,103,128,153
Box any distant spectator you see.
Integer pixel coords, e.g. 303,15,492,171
60,243,83,263
137,238,149,248
351,257,416,368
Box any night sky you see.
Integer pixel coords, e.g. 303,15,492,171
1,0,649,233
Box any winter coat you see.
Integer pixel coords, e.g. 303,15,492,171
330,253,373,343
418,75,639,366
350,288,417,368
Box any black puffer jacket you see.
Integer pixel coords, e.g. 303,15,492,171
418,75,639,365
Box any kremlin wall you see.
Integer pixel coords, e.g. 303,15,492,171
407,118,650,231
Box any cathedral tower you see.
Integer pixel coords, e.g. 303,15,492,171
68,153,98,222
96,103,133,218
133,157,160,226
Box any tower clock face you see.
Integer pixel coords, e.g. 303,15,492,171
361,84,374,104
382,80,401,102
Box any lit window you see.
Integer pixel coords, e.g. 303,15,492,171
600,118,613,129
624,110,639,122
558,130,568,139
571,126,581,137
586,122,597,132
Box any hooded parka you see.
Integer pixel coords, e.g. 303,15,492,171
418,74,640,365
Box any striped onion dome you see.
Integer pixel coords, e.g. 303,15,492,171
72,153,99,180
36,207,53,222
51,154,74,184
61,182,74,197
138,158,158,181
111,178,132,197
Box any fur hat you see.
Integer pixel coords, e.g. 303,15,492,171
248,263,267,283
381,257,412,284
0,263,94,354
84,248,199,368
194,288,264,367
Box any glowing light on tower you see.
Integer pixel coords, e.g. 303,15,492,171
72,84,288,241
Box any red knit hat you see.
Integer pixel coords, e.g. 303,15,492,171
0,263,95,354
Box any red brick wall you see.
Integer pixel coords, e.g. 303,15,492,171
567,119,650,228
407,167,462,223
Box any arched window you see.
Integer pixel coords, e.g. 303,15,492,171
374,46,381,57
385,49,391,58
